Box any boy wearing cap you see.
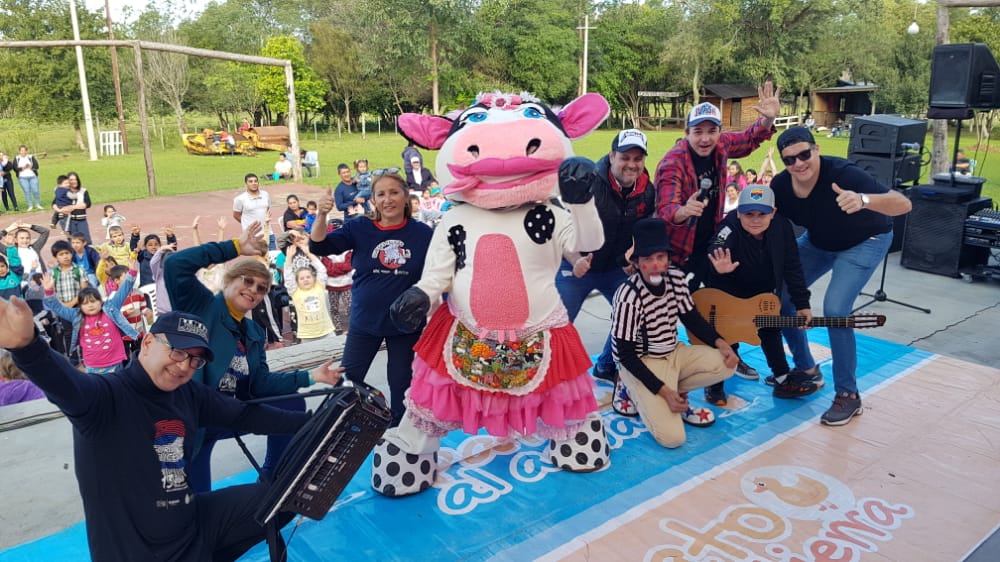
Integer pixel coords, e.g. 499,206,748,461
654,82,781,398
610,217,738,448
557,128,657,382
769,126,911,426
0,307,313,561
704,184,817,400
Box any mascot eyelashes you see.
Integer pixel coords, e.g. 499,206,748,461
372,91,612,497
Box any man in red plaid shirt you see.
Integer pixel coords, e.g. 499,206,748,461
653,81,781,405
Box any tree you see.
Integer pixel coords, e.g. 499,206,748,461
590,3,675,127
0,0,115,144
256,36,327,126
142,29,191,136
307,22,362,131
660,0,740,105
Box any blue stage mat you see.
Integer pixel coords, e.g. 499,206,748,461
0,332,932,562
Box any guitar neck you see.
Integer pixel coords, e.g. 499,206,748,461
754,316,858,329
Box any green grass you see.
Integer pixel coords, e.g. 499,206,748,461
4,120,998,205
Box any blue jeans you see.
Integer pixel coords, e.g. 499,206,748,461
555,260,625,372
780,230,893,395
17,175,40,208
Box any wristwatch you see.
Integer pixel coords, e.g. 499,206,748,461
860,193,870,208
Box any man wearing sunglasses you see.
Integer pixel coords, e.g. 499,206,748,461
769,126,911,426
654,81,781,405
0,307,311,561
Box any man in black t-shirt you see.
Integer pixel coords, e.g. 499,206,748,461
770,127,912,426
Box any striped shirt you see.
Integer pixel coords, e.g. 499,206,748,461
611,268,693,360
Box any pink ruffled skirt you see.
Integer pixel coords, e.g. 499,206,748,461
405,306,599,440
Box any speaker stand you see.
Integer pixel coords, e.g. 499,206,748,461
853,252,931,314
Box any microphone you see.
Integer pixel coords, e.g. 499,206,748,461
900,142,920,151
687,178,713,227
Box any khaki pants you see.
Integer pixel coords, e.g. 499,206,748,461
619,343,732,449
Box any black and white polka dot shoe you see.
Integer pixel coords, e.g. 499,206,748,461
548,412,610,473
371,438,438,498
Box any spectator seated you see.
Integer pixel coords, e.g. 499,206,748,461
303,151,320,177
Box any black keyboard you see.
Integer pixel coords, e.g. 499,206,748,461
255,385,391,524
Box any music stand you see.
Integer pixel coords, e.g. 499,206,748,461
230,386,351,562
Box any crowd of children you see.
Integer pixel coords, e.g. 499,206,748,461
0,153,456,377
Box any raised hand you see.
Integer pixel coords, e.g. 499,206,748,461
708,248,740,274
131,225,141,236
318,186,335,215
41,271,55,292
237,222,266,257
216,216,227,231
0,297,36,350
753,80,781,121
557,157,597,204
164,225,175,237
192,216,200,231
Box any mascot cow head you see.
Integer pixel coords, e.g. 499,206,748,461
398,91,610,210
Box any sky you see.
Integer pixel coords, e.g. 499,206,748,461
83,0,204,25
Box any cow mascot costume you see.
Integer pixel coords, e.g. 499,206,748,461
371,92,613,497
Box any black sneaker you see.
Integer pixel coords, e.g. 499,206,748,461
772,370,820,399
766,365,824,387
734,360,759,380
704,383,727,406
592,365,618,382
820,392,863,426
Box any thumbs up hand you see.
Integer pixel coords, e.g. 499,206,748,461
832,182,865,214
318,186,335,214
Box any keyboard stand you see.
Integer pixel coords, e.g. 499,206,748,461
230,386,351,562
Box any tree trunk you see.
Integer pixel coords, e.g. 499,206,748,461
430,19,440,115
692,62,701,105
931,5,950,175
344,96,352,134
74,123,86,151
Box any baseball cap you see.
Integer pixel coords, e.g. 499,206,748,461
688,102,722,127
738,184,776,214
611,129,648,155
150,311,214,362
632,217,671,258
410,156,421,163
776,126,816,151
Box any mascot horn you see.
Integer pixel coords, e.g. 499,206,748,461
372,91,611,497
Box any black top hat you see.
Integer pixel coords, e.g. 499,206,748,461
632,217,671,259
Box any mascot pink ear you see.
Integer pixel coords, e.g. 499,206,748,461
559,93,611,140
398,114,454,150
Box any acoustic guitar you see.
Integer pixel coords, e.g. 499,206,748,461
689,288,886,346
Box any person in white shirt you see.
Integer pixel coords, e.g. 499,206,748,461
14,145,42,211
232,173,271,232
274,153,293,179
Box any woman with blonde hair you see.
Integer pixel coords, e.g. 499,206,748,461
165,221,343,492
309,173,433,426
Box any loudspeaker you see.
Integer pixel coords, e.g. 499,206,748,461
848,115,927,155
901,196,992,277
929,43,1000,110
849,153,922,187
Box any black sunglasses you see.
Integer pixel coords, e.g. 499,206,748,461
780,147,814,166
